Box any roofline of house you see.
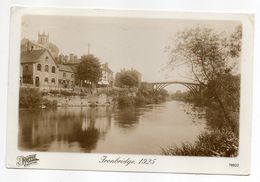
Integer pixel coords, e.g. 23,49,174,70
58,69,74,73
23,41,58,67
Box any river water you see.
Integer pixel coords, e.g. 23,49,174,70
19,100,207,155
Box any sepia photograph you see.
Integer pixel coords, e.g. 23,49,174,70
6,7,254,174
18,14,241,156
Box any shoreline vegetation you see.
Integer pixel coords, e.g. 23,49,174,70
19,83,169,109
163,75,240,157
161,25,241,157
19,68,169,109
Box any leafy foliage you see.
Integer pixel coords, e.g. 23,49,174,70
167,25,242,131
19,88,42,108
115,69,140,88
162,129,238,157
77,54,102,85
42,99,58,108
163,26,242,156
20,88,58,108
167,26,241,83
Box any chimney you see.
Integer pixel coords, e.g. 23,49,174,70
70,53,74,63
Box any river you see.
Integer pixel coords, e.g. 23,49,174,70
18,100,207,155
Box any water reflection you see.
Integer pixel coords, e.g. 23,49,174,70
113,107,143,129
19,101,207,154
19,107,112,152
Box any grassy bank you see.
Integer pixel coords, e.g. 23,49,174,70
162,129,238,157
164,75,240,157
19,88,57,108
162,105,239,157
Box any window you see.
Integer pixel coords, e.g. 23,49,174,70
71,74,74,78
45,65,49,72
37,64,41,71
45,56,49,60
63,72,66,78
52,66,55,73
51,78,55,83
44,77,48,82
25,65,29,71
23,75,33,84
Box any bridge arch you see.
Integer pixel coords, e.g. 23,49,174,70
147,81,202,96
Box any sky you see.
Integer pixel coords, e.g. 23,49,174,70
21,15,240,92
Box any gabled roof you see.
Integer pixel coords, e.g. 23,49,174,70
20,49,46,64
68,64,78,73
58,64,74,73
21,49,58,67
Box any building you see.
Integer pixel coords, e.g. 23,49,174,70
57,64,75,88
58,53,80,64
20,32,75,89
21,38,47,52
21,32,60,60
63,58,114,87
20,47,76,89
99,63,113,87
20,32,113,90
20,48,59,88
58,54,65,63
37,32,49,45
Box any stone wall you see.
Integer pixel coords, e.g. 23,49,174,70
44,94,113,107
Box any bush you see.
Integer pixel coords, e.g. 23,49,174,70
19,88,42,108
79,92,87,96
106,89,118,97
134,95,146,106
42,99,58,108
162,129,238,157
60,90,75,96
117,96,134,107
205,105,239,135
49,90,60,95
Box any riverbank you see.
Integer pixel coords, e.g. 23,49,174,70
163,96,239,157
19,86,169,109
19,87,115,108
115,83,169,107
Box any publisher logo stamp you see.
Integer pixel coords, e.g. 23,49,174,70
16,154,39,167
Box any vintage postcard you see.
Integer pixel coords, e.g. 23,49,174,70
6,7,254,175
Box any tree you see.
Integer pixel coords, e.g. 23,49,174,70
77,54,102,87
115,69,140,88
167,25,242,131
19,88,42,108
